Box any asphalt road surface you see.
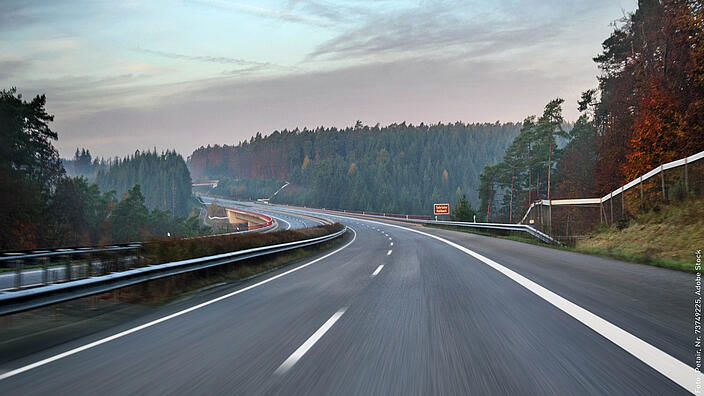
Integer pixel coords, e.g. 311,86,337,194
0,206,695,395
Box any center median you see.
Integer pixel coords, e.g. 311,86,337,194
0,222,349,365
0,223,347,316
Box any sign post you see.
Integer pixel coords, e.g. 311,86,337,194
433,203,450,220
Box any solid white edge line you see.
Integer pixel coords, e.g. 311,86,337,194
371,265,384,277
277,208,698,394
271,215,292,231
387,250,392,256
274,307,348,375
0,227,357,382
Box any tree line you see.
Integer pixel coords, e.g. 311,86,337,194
0,88,207,250
62,148,108,181
190,122,520,214
96,149,193,218
480,0,704,226
64,148,193,218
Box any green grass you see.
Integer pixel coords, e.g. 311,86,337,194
570,247,693,272
575,198,703,272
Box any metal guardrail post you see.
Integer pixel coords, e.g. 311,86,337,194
685,157,689,195
100,251,109,276
86,253,92,278
14,259,22,290
41,257,49,285
621,190,625,216
63,254,72,282
660,165,666,201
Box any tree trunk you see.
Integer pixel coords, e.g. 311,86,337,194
509,165,515,223
528,167,532,205
486,175,494,222
547,136,552,202
547,135,553,233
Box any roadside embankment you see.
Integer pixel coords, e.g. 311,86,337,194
575,199,704,272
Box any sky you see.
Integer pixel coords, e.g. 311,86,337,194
1,0,637,159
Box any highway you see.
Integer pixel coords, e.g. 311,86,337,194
0,205,695,395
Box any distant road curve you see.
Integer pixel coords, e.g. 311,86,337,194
200,196,323,230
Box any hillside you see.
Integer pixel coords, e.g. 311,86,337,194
190,122,520,215
576,199,704,271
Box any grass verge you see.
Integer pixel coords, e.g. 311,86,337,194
573,199,704,272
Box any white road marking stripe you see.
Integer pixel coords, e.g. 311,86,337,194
275,307,347,374
388,237,392,240
371,265,384,277
390,242,393,247
0,228,358,382
281,209,698,394
271,215,291,230
387,250,392,256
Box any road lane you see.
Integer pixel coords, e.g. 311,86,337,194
277,226,684,395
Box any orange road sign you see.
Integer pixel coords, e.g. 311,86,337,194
433,203,450,215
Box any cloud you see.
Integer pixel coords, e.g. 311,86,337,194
2,0,635,159
188,0,330,27
137,48,271,67
0,0,37,31
296,0,375,25
0,60,30,81
52,55,585,158
306,0,615,62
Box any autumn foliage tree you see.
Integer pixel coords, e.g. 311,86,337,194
594,0,704,192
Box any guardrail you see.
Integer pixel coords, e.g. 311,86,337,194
422,219,559,245
331,208,432,221
1,208,279,291
0,244,144,290
0,226,347,316
518,149,704,227
288,208,559,245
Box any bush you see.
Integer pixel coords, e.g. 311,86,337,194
145,223,344,264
